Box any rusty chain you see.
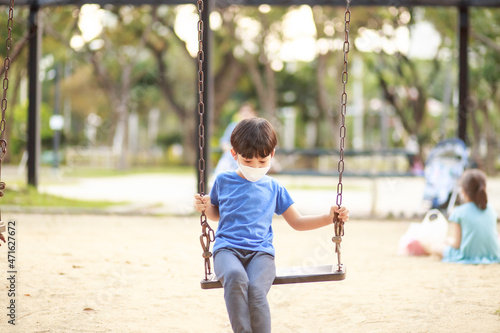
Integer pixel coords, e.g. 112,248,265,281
332,0,351,272
0,0,15,203
195,0,349,277
197,0,215,281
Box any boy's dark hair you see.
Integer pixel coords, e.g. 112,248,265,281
230,118,277,159
461,169,488,210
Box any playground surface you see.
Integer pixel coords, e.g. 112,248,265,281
0,213,499,332
1,169,500,331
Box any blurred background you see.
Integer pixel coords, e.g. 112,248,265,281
0,2,499,215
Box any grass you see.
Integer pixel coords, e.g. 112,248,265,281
285,183,368,191
1,165,191,210
1,187,124,209
61,165,194,178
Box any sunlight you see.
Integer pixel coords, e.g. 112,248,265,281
408,22,442,59
355,22,440,60
173,5,319,63
74,4,442,62
175,5,223,57
355,25,410,56
79,5,105,42
280,5,317,62
174,5,199,57
70,4,106,50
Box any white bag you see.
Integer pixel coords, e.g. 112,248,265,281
398,209,448,255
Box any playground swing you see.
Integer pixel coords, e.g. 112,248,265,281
0,0,15,235
197,0,351,290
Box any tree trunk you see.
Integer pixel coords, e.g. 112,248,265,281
316,52,339,148
480,103,497,175
245,54,278,130
214,53,245,119
112,102,129,170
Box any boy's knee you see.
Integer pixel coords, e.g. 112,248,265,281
223,269,249,289
247,281,269,299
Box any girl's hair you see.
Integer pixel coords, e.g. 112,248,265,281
230,118,277,159
460,169,488,210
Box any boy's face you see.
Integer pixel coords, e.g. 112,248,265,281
230,148,274,169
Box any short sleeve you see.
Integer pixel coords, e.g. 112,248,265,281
209,177,220,207
448,206,462,225
275,183,294,215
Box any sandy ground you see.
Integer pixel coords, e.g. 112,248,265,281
0,213,499,332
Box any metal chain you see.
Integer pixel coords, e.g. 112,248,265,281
0,0,15,202
197,0,215,281
332,0,351,271
195,0,349,277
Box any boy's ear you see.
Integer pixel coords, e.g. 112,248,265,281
271,149,275,158
230,148,237,159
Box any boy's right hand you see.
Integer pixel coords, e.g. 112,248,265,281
194,194,211,213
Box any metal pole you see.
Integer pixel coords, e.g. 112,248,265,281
457,5,469,144
53,64,61,169
27,5,42,187
197,0,213,190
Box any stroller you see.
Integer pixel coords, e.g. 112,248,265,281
398,138,468,256
422,138,469,216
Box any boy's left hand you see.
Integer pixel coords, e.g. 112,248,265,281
330,206,349,223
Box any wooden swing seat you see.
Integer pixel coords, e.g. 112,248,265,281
201,264,345,289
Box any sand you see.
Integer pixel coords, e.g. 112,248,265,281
0,213,499,332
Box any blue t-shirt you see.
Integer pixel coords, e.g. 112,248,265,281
443,202,500,264
210,171,294,256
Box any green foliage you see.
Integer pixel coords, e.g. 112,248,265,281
467,8,500,172
0,7,29,55
3,186,121,208
157,132,182,148
63,165,192,177
277,62,317,113
0,4,498,172
8,101,58,160
470,9,500,95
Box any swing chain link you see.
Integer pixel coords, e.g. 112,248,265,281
195,0,349,277
0,0,15,200
197,0,215,281
333,0,350,271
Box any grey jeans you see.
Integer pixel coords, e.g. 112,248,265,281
214,248,276,333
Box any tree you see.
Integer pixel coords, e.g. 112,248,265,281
0,7,31,162
468,8,500,174
360,7,454,157
74,6,155,169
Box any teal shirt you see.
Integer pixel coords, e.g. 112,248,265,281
443,202,500,264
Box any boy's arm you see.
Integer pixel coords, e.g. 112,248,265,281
282,204,349,231
205,204,220,222
0,221,5,245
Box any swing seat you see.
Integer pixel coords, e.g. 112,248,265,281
201,264,345,289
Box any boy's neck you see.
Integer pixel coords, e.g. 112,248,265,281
236,168,245,180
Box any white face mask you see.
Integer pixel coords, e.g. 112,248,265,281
238,162,271,182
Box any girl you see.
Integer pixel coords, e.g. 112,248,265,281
433,169,500,264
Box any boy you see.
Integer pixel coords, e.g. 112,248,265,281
194,117,349,333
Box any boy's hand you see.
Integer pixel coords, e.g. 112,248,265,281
194,194,211,213
331,206,349,223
